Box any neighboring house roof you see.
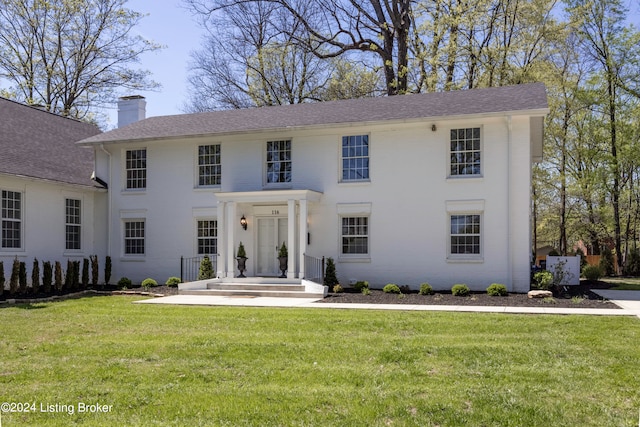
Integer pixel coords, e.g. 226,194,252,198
0,97,101,188
78,83,549,145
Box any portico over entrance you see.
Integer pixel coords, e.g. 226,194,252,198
215,189,322,279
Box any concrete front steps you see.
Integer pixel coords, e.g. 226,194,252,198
178,277,327,298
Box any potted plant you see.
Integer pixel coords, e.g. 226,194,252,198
277,241,288,278
236,242,248,277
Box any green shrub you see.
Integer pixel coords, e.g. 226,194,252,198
624,248,640,276
198,255,214,280
353,280,369,291
533,271,553,290
0,261,4,295
324,258,338,288
333,284,344,293
419,283,433,295
599,247,615,276
583,265,603,281
361,287,371,295
81,258,89,289
105,256,112,285
451,284,470,296
118,277,132,289
31,258,40,294
54,261,63,291
42,261,52,294
141,278,158,289
487,283,508,296
383,284,401,294
399,285,411,293
165,277,181,287
19,261,27,294
90,255,99,286
9,258,19,295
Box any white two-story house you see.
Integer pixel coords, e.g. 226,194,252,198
78,83,548,292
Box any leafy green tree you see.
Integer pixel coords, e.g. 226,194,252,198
0,0,161,122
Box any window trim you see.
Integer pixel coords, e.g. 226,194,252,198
196,144,222,188
338,214,371,261
264,139,292,188
340,134,370,183
447,126,482,179
65,198,82,252
446,200,484,262
124,148,147,191
1,189,23,251
196,219,218,256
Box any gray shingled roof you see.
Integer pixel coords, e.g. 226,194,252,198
79,83,548,145
0,97,101,187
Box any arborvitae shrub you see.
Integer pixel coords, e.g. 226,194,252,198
73,261,80,289
54,261,63,291
65,260,74,289
90,255,99,286
18,261,27,294
43,261,53,294
0,261,4,295
81,258,89,289
383,284,401,294
198,256,214,280
31,258,40,294
323,257,338,288
105,256,112,285
9,258,19,295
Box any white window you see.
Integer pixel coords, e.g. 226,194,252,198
197,220,217,255
341,135,369,181
125,149,147,189
124,220,145,255
65,198,81,250
341,216,369,255
1,190,21,249
450,214,481,256
198,144,221,187
266,140,291,184
450,127,481,176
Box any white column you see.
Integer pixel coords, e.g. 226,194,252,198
226,202,237,277
298,199,308,279
287,199,296,278
217,200,226,278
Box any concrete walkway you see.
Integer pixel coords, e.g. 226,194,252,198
136,291,640,318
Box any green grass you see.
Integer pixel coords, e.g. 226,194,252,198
600,277,640,290
1,296,639,426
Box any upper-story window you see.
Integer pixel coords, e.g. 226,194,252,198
1,190,21,249
125,149,147,189
342,135,369,181
198,144,221,187
266,140,291,184
65,198,81,250
450,127,481,176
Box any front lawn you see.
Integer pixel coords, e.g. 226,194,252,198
0,296,638,426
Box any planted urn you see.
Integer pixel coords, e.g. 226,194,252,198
277,241,288,278
236,241,248,277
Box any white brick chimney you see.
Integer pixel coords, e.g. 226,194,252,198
117,95,146,128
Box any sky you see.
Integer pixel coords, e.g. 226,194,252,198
105,0,202,128
109,0,640,128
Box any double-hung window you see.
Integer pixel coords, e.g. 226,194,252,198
342,135,369,181
124,220,145,255
450,214,481,256
198,144,221,187
266,140,291,184
125,149,147,189
65,198,81,250
450,127,481,176
197,220,217,255
341,217,369,255
1,190,21,249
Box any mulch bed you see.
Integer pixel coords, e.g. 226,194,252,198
318,282,621,309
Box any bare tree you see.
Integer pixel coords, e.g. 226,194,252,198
0,0,161,121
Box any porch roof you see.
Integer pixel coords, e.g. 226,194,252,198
215,189,322,204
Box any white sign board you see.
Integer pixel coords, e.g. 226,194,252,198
546,256,581,286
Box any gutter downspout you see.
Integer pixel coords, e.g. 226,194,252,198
99,144,112,257
506,116,513,290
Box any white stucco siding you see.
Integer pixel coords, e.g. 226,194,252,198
0,175,106,285
101,113,536,290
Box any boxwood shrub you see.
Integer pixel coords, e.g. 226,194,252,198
165,276,181,287
582,265,603,281
142,278,158,288
451,284,470,296
419,283,433,295
383,284,401,294
353,280,369,291
487,283,508,296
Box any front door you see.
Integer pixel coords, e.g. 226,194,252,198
257,217,288,276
